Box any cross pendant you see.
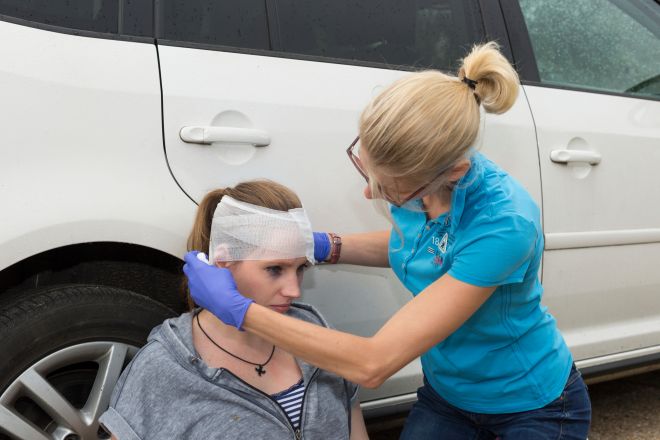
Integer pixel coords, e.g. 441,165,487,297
255,365,266,376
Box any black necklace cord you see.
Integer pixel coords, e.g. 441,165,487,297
195,310,276,376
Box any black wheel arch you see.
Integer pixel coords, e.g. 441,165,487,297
0,242,188,314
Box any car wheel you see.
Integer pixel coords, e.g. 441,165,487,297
0,285,176,440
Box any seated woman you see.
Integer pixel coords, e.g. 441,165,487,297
99,180,368,440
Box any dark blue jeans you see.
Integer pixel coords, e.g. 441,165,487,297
399,365,591,440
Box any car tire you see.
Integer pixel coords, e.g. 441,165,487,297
0,284,176,440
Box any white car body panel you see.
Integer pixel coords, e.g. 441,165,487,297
0,21,194,268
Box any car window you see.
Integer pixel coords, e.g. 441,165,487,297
519,0,660,98
158,0,269,50
0,0,118,33
274,0,484,71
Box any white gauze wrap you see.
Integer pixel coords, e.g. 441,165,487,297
209,196,315,264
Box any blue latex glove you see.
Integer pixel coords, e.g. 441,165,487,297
183,251,253,330
313,232,331,263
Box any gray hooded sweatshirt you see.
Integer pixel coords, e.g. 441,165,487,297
100,303,358,440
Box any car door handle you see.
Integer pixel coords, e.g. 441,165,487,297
179,126,271,147
550,149,601,165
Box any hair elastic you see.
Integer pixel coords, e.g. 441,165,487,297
462,76,478,90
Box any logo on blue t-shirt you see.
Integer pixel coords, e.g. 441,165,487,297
431,233,449,253
438,233,448,254
430,232,449,266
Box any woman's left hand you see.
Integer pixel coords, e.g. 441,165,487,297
183,251,253,329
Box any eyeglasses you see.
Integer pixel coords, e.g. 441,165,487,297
346,136,451,208
346,136,369,181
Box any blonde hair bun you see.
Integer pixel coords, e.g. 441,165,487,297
459,41,520,114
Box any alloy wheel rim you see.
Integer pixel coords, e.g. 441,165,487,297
0,342,138,440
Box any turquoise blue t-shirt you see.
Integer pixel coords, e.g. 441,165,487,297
389,152,572,414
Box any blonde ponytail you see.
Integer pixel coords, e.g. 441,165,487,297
459,41,519,114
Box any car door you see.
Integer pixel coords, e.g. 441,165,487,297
511,0,660,369
157,0,540,411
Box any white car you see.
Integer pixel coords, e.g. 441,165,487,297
1,0,659,438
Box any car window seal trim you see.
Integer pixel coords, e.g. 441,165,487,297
521,80,660,103
0,13,154,44
156,38,438,73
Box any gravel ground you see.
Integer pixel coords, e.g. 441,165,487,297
366,370,660,439
588,370,660,440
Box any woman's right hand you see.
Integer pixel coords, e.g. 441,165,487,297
183,251,254,329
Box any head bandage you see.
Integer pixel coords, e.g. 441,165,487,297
209,196,315,264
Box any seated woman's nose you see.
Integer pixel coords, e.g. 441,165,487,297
281,281,302,298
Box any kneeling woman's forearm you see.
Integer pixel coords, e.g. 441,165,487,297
338,230,391,267
244,274,495,388
245,304,394,388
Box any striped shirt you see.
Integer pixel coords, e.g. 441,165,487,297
272,379,305,428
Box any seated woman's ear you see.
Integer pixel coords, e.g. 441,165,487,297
212,244,232,268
